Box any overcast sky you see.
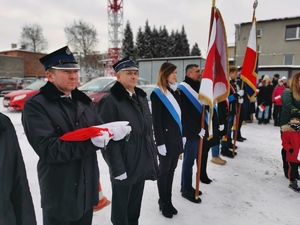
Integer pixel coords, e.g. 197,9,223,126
1,0,299,56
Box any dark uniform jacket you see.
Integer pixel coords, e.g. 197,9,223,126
179,76,208,140
0,113,36,225
22,82,102,221
151,87,184,157
97,81,159,185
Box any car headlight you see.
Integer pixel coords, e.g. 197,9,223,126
13,94,26,101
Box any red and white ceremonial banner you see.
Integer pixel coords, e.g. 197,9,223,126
240,17,258,101
198,7,229,139
258,103,265,112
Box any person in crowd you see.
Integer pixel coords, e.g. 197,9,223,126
281,112,300,192
280,72,300,179
272,78,286,126
281,76,288,88
221,66,244,158
177,64,208,204
0,112,37,225
150,62,183,218
236,68,247,142
97,57,159,225
272,73,280,87
22,46,126,225
257,74,273,124
210,100,228,165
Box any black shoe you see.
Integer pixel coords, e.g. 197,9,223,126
158,199,173,218
289,181,300,192
228,143,238,149
221,148,235,158
240,137,247,141
167,201,178,215
180,187,202,196
200,177,212,184
181,191,201,203
237,138,244,142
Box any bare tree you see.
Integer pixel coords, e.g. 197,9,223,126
64,20,98,57
20,23,48,52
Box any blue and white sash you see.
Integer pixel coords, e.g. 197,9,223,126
178,82,203,113
153,87,182,134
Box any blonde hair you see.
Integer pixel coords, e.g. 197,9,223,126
157,62,177,93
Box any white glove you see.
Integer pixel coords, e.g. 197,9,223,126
238,98,244,104
219,124,224,131
110,125,132,141
157,144,167,156
182,137,186,148
90,131,111,148
115,172,127,180
198,128,206,138
237,90,244,96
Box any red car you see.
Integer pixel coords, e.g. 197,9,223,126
3,80,46,111
78,77,149,106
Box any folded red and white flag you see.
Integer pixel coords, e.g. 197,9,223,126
256,89,259,95
258,103,265,112
60,127,113,141
274,95,281,102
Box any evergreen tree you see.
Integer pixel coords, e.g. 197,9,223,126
180,26,190,56
122,20,135,59
191,43,202,56
151,26,159,58
173,30,182,57
168,30,176,57
135,27,145,59
143,20,152,58
158,25,169,57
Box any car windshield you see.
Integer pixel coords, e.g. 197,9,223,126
24,80,46,90
78,78,116,92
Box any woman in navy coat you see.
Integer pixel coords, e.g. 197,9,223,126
151,62,184,219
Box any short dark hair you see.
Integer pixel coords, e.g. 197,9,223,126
185,64,199,74
274,74,280,78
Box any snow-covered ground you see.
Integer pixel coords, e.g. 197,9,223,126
1,97,299,225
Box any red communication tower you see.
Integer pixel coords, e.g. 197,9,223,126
106,0,123,76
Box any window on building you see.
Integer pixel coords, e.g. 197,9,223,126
285,26,300,40
257,45,261,53
257,29,262,38
284,54,294,65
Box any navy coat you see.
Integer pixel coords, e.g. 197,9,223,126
22,82,102,221
0,113,36,225
97,81,159,185
151,87,184,156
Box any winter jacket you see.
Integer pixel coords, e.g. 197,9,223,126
0,113,36,225
22,82,102,221
151,87,184,157
271,84,285,106
178,76,208,140
281,124,300,163
97,81,159,185
280,89,300,126
257,84,273,106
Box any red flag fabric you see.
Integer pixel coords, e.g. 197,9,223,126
199,7,229,139
240,18,258,101
258,103,265,112
60,127,113,141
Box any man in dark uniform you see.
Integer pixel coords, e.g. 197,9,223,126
97,57,159,225
22,46,114,225
0,112,36,225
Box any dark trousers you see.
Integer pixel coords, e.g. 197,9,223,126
111,180,145,225
273,105,282,125
157,154,179,202
43,208,93,225
287,162,299,182
181,139,210,192
281,148,288,177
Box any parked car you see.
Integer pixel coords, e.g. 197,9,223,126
12,77,37,89
0,78,18,96
137,84,156,112
2,80,46,111
78,77,150,105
